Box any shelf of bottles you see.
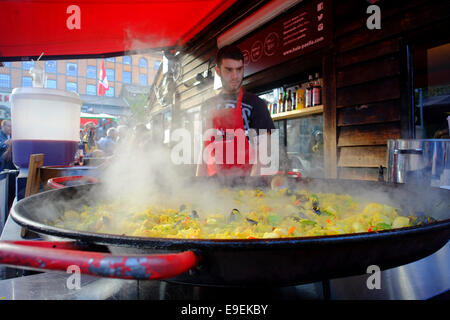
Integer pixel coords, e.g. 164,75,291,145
259,72,323,121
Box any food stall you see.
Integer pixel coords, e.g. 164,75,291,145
169,0,450,181
80,112,117,127
0,0,449,301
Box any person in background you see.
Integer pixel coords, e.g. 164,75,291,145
0,119,16,210
116,125,130,145
97,127,118,155
83,122,99,156
132,123,151,152
0,120,14,171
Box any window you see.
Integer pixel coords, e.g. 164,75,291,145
87,66,97,79
123,56,132,65
2,62,11,68
22,76,33,87
139,58,147,68
139,74,148,86
154,60,161,70
0,74,10,88
105,86,115,97
413,42,450,139
45,61,57,73
66,62,77,76
106,57,115,62
106,68,115,81
22,61,34,70
46,79,57,88
123,71,132,83
66,82,77,93
286,114,324,178
86,84,97,95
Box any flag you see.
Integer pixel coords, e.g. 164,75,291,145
98,60,109,96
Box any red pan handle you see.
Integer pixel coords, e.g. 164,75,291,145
285,171,302,178
0,240,201,280
261,171,302,178
47,176,100,189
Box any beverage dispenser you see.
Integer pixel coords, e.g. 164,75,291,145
10,87,82,168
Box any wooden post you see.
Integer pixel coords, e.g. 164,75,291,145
322,53,337,179
21,154,44,238
24,154,44,198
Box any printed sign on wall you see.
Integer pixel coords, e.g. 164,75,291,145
237,0,331,77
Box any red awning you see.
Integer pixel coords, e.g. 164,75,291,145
0,0,236,61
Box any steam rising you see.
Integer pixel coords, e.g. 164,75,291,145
96,138,239,219
91,134,449,224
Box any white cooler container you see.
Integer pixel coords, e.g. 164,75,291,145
10,88,82,168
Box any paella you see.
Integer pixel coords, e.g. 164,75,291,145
51,188,434,239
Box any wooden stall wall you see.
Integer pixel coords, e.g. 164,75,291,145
328,0,450,181
172,0,450,180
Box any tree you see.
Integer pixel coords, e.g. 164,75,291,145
128,92,150,126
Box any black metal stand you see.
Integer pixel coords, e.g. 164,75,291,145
322,279,331,300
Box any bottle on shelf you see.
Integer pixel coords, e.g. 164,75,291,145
312,72,322,106
305,75,313,107
296,86,305,109
292,90,297,111
272,102,278,114
278,92,283,113
286,90,292,111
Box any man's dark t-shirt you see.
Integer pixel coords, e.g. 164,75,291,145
201,90,275,136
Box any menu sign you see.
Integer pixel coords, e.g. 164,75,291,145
237,0,331,77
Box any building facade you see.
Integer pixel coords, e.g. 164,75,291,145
0,53,162,118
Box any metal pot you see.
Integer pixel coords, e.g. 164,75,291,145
2,178,450,287
39,165,102,190
387,139,450,187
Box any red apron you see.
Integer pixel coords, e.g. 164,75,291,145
205,88,254,176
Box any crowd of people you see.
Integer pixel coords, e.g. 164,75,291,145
79,121,152,161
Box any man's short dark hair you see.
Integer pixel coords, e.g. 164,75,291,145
216,45,244,66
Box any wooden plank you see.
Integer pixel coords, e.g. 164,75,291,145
336,77,400,107
334,1,450,53
337,122,401,147
334,0,359,18
336,55,400,88
179,87,216,111
336,38,400,68
337,100,400,127
180,61,213,93
334,0,429,39
338,167,382,182
25,154,44,198
182,44,216,70
333,0,367,38
399,42,414,139
322,53,337,179
338,146,387,168
179,79,214,104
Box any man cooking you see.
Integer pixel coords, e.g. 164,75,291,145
196,45,275,176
